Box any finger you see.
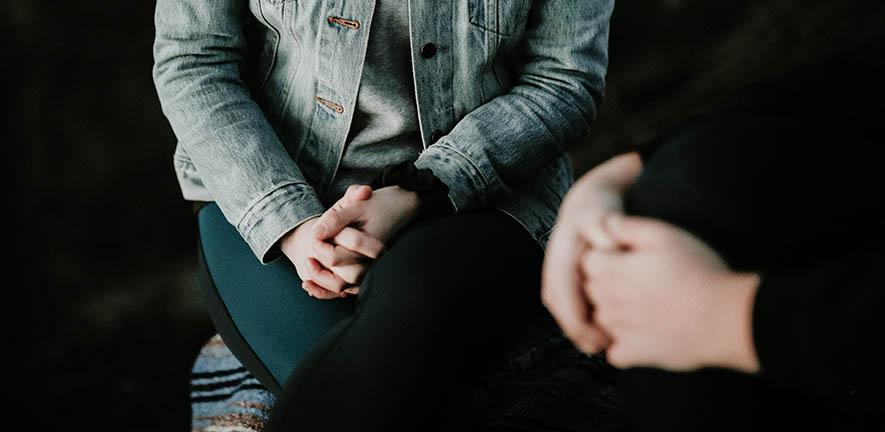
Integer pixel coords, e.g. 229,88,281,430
302,280,346,300
313,204,362,241
345,184,373,202
579,250,617,293
588,152,644,191
603,214,676,249
560,186,624,253
541,225,587,322
573,325,614,355
541,226,611,353
329,263,368,285
312,237,367,267
332,227,385,259
575,210,622,251
343,286,360,295
305,257,349,293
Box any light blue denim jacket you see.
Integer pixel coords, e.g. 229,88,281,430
153,0,612,263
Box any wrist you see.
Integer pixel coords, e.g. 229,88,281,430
370,161,453,221
281,216,318,250
391,186,421,218
398,185,421,207
710,271,761,373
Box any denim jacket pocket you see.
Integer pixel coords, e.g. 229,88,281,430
468,0,531,37
245,1,309,128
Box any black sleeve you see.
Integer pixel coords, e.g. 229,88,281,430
622,50,885,407
752,251,883,402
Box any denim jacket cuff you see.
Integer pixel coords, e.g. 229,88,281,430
414,141,506,213
237,183,326,264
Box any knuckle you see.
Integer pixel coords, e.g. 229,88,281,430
311,240,327,258
303,262,316,279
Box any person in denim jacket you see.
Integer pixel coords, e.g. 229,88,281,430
153,0,612,428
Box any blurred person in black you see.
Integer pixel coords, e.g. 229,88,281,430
543,49,883,431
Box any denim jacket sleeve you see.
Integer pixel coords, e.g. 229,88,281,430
152,0,325,263
414,0,613,212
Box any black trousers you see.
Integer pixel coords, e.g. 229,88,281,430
202,206,547,430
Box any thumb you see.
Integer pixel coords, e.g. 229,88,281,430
315,185,372,239
313,205,360,240
603,214,673,248
595,152,644,191
344,184,373,202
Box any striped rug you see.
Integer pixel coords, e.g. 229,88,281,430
190,335,275,432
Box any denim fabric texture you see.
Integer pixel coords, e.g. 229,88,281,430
153,0,613,262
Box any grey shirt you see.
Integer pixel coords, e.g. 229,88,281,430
326,0,422,202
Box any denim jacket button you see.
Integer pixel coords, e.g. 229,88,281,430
430,130,443,143
420,43,437,59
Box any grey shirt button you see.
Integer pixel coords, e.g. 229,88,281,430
420,43,437,59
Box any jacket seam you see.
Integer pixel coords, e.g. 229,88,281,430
173,154,196,167
434,141,492,204
237,182,314,235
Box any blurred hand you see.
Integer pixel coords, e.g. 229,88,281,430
542,153,643,354
581,214,761,373
305,185,420,296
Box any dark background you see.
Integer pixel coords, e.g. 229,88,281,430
6,0,883,430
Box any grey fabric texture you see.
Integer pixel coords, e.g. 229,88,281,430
331,0,423,200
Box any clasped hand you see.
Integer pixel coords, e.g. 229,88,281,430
280,185,420,299
542,153,760,373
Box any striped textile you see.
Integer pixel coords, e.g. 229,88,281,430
190,335,275,432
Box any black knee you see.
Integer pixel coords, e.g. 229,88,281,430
361,212,539,309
